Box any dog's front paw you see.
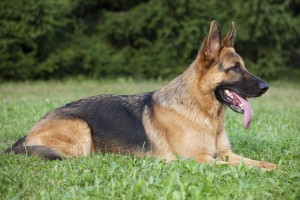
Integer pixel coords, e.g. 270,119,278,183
258,161,277,171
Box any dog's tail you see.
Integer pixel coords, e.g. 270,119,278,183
4,136,62,160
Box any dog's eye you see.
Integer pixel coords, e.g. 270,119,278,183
224,63,241,73
232,66,238,70
230,63,241,72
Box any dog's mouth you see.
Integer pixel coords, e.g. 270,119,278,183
216,89,253,129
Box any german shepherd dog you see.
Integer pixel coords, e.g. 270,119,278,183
6,21,277,170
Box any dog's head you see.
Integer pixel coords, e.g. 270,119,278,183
197,21,269,129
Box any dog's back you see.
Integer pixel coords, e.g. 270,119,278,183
6,93,155,158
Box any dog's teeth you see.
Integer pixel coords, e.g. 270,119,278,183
225,90,234,99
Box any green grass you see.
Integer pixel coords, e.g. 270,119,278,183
0,80,299,200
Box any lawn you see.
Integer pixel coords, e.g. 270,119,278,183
0,80,299,199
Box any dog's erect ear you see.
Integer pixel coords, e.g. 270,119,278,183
198,21,221,69
223,22,236,47
199,21,221,60
206,21,222,57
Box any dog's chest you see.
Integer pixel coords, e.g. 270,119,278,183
152,105,222,158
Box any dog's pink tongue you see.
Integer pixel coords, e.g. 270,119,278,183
233,92,253,129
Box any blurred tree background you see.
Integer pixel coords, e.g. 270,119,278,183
0,0,299,81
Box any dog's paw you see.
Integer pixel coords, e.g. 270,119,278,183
258,161,278,171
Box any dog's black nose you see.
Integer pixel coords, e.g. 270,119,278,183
258,81,269,93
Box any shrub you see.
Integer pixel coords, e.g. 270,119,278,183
0,0,70,80
0,0,299,80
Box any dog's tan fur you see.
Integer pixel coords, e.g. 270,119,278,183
25,118,94,157
141,21,276,169
145,59,275,169
7,21,276,170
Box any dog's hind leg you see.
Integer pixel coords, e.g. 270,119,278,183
7,118,95,159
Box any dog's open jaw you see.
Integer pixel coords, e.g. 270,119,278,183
221,89,253,129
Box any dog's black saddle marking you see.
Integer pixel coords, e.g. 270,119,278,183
56,92,154,152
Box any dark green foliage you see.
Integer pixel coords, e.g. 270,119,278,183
0,0,299,80
0,0,70,80
222,0,300,79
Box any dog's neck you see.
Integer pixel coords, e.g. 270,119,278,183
153,60,226,118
